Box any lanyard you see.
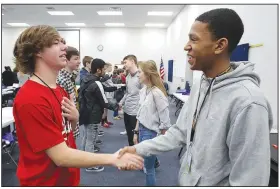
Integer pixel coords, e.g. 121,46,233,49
190,78,215,142
190,66,232,143
33,73,63,106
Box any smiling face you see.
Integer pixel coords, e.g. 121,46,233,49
67,55,81,71
39,37,68,71
184,21,217,71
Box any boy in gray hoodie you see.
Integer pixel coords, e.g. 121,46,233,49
118,8,273,186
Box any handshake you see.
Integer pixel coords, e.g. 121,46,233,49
113,146,142,171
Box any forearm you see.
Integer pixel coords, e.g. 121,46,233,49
119,93,127,105
135,120,139,131
134,125,185,156
59,148,116,168
158,108,171,130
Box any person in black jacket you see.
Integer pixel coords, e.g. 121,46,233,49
79,58,118,173
2,66,16,86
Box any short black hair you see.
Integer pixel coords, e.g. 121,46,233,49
91,58,105,74
195,8,244,53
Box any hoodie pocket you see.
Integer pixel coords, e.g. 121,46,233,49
179,170,201,186
179,154,201,186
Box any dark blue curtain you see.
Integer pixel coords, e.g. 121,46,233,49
168,60,173,82
230,43,250,61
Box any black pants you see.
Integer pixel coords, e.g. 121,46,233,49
123,113,137,146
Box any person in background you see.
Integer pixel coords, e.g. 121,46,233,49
57,46,81,139
101,63,114,128
80,56,93,83
118,69,126,84
114,65,118,71
2,66,16,86
119,55,142,146
133,60,171,186
118,8,273,186
112,70,123,120
13,66,20,83
79,58,121,172
12,25,143,186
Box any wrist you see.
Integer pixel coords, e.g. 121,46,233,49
108,154,117,166
133,130,139,135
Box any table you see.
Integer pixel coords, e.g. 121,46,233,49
173,93,189,117
173,93,189,103
2,107,14,129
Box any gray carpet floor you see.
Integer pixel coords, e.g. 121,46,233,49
2,98,182,186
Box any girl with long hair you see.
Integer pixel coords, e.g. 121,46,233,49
133,60,171,186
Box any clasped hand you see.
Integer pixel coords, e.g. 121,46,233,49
114,146,141,171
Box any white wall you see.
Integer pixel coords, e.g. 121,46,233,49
164,5,278,129
58,30,80,52
80,28,166,69
2,28,27,70
2,27,166,71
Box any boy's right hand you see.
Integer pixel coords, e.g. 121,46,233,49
118,103,122,109
113,149,143,170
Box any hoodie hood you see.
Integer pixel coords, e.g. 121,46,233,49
199,62,261,118
202,62,260,90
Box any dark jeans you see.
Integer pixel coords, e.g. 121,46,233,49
123,113,137,146
113,110,118,117
139,123,157,186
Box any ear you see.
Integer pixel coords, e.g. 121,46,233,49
214,38,228,55
36,52,42,58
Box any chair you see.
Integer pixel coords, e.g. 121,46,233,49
2,132,18,166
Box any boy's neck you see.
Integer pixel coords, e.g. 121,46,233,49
30,59,59,88
85,67,90,72
64,66,74,73
129,66,138,75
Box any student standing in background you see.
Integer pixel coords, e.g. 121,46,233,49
100,63,115,128
57,46,81,139
119,55,142,146
80,56,93,83
133,60,171,186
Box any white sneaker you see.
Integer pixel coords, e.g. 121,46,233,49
120,130,127,135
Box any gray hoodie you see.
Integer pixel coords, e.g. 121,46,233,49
135,62,273,186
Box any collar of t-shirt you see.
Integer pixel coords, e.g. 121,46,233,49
130,70,139,77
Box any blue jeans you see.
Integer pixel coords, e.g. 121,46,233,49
113,110,118,117
139,123,157,186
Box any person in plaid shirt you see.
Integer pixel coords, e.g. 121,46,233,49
57,46,81,139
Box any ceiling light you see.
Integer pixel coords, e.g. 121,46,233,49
97,11,122,15
145,23,165,27
148,11,173,16
65,23,86,26
2,13,4,15
7,23,30,27
105,23,125,27
48,11,74,15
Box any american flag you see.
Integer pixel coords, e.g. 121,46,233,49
160,57,165,80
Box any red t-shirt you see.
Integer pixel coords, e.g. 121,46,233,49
13,80,80,186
